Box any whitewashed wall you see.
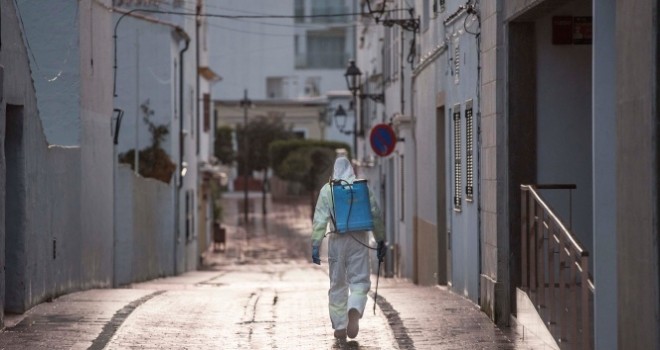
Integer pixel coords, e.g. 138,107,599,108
115,165,175,285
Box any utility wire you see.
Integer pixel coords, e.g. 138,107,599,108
115,8,403,20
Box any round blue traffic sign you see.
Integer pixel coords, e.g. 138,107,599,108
369,124,397,157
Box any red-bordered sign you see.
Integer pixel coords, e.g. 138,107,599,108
369,124,397,157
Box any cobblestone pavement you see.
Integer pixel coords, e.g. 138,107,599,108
0,193,547,349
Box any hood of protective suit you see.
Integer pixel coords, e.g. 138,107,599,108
333,156,356,182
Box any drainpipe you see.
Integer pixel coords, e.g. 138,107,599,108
195,1,201,156
175,29,190,275
112,108,124,287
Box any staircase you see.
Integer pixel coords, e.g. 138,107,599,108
519,184,594,350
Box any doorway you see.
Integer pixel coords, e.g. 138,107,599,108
5,104,26,314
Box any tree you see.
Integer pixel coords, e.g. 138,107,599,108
119,100,176,184
236,115,293,214
214,126,235,165
270,139,351,211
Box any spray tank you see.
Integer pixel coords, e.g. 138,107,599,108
330,179,374,234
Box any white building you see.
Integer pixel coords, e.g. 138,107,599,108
113,0,218,279
209,0,356,102
207,0,358,153
358,0,660,349
1,0,115,322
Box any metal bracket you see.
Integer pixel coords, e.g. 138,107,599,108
359,93,385,103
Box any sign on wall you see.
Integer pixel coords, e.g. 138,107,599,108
369,124,397,157
552,16,592,45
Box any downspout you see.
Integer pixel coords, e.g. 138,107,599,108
400,27,405,114
195,1,201,155
175,28,190,275
179,30,190,184
410,59,418,284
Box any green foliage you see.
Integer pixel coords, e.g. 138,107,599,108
269,139,351,191
209,177,224,222
119,148,176,183
141,102,169,150
236,115,293,176
214,126,235,165
119,100,176,184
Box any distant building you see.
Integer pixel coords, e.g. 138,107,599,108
208,0,356,102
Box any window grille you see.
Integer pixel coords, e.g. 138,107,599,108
453,41,460,85
383,28,392,81
431,0,447,18
400,154,405,221
465,100,473,201
453,105,462,210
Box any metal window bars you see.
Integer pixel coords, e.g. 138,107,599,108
453,105,462,210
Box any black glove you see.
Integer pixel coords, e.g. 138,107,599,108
377,241,386,263
312,246,321,265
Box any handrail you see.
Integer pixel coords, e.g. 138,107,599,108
520,184,593,350
523,185,584,254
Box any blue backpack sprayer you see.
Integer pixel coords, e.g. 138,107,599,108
328,178,383,314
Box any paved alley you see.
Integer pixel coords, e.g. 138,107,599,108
0,194,545,349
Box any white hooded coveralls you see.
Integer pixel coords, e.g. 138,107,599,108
312,157,385,330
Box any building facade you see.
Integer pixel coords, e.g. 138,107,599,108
0,0,115,323
113,0,219,279
0,0,217,326
356,0,659,348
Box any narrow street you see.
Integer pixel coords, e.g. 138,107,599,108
0,194,543,349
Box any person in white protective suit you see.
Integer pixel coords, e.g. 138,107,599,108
311,156,386,340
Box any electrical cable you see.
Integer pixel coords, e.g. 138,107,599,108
115,8,405,20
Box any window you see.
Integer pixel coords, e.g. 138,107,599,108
294,0,304,23
400,154,405,221
311,1,347,24
393,28,400,78
423,0,430,31
292,129,306,139
383,28,392,82
453,104,462,210
465,100,473,201
304,77,321,97
185,190,193,240
433,0,446,14
203,93,210,132
267,77,284,99
306,31,346,69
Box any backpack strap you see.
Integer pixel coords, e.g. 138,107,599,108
328,178,338,233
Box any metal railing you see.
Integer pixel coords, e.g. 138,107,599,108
520,184,594,350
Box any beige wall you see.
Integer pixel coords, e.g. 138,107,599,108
415,217,439,286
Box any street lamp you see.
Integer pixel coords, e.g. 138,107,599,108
344,60,385,103
342,60,386,158
344,60,362,95
334,104,348,131
344,60,361,155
